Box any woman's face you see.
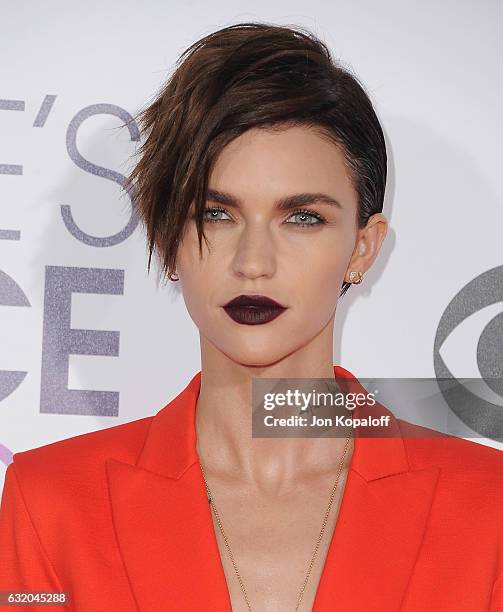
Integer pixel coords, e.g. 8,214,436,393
176,125,385,366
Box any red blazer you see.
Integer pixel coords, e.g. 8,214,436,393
1,365,503,611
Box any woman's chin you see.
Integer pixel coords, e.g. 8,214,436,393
219,343,297,369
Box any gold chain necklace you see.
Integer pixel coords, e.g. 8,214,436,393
199,435,351,612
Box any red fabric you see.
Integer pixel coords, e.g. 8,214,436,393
1,365,503,611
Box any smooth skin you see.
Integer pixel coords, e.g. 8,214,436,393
175,125,388,611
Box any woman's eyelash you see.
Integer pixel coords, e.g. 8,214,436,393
202,206,327,226
287,208,327,226
203,207,231,223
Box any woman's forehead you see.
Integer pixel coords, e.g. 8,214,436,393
208,126,357,208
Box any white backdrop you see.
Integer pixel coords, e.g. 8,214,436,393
1,0,502,492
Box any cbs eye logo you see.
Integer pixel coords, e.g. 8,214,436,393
434,265,503,441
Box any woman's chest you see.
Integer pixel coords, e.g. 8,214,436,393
206,473,348,611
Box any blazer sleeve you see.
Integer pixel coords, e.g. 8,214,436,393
492,571,503,611
0,461,66,604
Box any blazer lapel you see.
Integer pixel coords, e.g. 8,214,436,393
106,372,233,611
313,368,441,611
106,367,440,612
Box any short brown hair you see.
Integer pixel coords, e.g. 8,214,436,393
124,22,387,296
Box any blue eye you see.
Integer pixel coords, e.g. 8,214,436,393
286,209,326,226
203,207,232,222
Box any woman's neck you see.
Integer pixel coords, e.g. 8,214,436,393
195,334,351,494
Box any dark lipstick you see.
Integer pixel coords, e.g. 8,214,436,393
223,294,287,325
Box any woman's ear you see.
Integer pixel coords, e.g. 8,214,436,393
344,213,388,283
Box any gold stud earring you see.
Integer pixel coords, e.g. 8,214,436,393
168,270,179,282
348,271,363,284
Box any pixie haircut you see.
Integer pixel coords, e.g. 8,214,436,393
125,22,387,297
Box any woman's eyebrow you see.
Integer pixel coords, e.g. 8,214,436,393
207,189,343,210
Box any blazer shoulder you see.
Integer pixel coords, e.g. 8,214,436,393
9,415,154,497
399,418,503,484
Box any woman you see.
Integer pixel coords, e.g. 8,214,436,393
1,22,503,612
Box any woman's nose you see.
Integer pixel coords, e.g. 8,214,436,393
231,225,276,280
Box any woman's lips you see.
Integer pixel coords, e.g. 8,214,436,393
223,294,287,326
